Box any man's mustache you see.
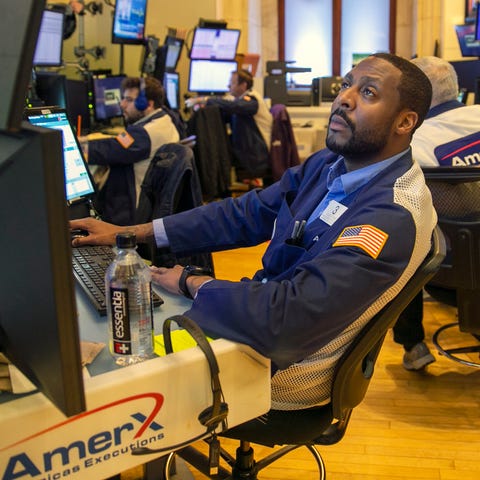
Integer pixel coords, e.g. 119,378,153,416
329,108,355,131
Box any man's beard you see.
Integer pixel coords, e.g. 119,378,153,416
326,108,392,157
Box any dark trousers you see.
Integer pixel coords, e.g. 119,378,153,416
392,290,425,350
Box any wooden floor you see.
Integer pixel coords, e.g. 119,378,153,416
123,243,480,480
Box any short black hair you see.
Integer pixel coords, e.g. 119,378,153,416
121,76,165,108
370,53,432,134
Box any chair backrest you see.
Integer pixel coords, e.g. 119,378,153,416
269,104,300,181
331,226,446,423
135,142,214,271
422,166,480,334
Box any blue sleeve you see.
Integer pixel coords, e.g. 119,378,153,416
87,125,151,166
207,96,259,116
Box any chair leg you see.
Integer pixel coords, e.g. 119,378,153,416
432,322,480,368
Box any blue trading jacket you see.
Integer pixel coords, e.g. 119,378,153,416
163,148,436,375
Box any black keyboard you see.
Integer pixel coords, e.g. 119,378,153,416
72,245,164,316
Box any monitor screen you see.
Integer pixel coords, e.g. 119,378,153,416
91,74,126,122
34,72,67,109
0,125,86,417
33,8,64,67
164,36,184,70
164,71,180,110
26,107,96,203
455,23,480,57
112,0,148,45
188,59,237,94
190,28,240,60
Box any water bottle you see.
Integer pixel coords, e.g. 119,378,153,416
106,232,155,366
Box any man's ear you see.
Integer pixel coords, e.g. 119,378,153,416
396,110,418,136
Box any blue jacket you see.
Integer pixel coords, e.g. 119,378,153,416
163,149,436,378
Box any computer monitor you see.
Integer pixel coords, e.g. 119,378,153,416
34,71,68,109
164,71,180,110
33,7,64,67
188,59,237,95
25,107,96,206
0,0,44,131
455,24,480,57
190,27,240,60
0,124,86,417
164,36,184,70
450,59,480,93
112,0,148,45
91,74,126,123
65,78,91,134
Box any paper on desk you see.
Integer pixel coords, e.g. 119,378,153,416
154,330,212,356
81,341,105,366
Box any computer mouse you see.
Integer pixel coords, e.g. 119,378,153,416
71,229,89,240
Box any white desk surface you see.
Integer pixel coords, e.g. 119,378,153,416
0,286,271,479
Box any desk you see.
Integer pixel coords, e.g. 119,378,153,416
288,105,332,161
0,288,271,479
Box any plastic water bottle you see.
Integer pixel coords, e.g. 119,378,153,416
106,232,155,366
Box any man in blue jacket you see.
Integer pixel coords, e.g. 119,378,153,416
87,76,180,225
71,53,436,411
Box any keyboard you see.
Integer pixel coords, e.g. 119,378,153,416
72,245,164,316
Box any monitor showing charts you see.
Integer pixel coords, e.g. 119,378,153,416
190,28,240,60
25,107,96,204
188,59,237,94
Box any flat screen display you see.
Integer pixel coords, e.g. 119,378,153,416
190,28,240,60
33,8,64,67
455,24,480,57
164,71,180,110
112,0,148,45
91,75,126,122
188,59,237,94
164,36,183,70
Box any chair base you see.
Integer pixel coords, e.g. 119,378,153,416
165,440,326,480
432,322,480,368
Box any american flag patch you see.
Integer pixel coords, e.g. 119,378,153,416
332,225,388,259
115,131,134,149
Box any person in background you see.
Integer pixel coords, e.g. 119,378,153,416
186,69,273,186
86,76,180,226
393,55,480,370
71,54,435,418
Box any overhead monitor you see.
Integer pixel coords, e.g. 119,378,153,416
164,71,180,110
91,74,126,123
455,24,480,57
0,124,86,417
33,7,65,67
190,28,240,60
112,0,148,45
188,59,237,95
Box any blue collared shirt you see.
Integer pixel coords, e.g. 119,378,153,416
306,149,409,224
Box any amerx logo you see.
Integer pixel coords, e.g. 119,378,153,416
1,393,165,480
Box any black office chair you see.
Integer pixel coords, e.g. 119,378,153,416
162,226,445,479
423,166,480,368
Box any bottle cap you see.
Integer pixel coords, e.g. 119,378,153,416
116,231,136,249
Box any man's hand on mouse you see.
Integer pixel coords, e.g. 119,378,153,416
69,218,124,246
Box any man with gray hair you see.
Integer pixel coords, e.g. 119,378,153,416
393,55,480,370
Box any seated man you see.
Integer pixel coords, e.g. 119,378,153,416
393,56,480,370
187,69,273,185
87,76,180,225
72,54,435,412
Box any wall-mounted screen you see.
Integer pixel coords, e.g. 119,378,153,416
190,28,240,60
112,0,148,45
33,8,64,67
455,23,480,57
188,59,237,94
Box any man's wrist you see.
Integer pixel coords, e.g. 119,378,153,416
179,265,214,299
